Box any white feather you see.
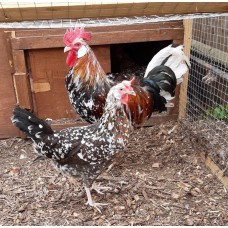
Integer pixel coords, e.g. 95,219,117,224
144,44,173,77
77,45,87,58
144,44,190,79
144,44,191,107
165,102,174,108
160,90,174,101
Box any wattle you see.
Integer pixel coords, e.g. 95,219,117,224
66,51,77,67
121,94,129,105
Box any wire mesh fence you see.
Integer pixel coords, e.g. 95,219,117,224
0,12,227,29
181,15,228,175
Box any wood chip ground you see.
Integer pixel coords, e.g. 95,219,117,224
1,121,228,225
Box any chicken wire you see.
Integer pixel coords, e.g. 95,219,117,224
0,12,227,28
181,15,228,175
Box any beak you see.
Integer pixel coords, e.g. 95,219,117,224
127,90,136,96
64,46,71,53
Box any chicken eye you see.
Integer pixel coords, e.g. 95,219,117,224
74,43,80,47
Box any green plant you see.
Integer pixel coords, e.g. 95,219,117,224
205,103,228,120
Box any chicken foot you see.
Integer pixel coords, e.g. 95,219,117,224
84,186,108,213
92,183,112,194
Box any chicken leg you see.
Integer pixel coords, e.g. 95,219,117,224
84,185,108,213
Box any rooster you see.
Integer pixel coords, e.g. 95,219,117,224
11,79,135,212
64,27,190,125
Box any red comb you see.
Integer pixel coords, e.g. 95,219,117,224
130,77,135,85
122,77,135,89
63,27,92,46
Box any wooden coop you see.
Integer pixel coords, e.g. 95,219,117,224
1,2,227,139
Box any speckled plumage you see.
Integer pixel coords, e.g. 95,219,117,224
11,81,134,209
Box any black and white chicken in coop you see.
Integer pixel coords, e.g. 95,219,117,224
11,79,136,212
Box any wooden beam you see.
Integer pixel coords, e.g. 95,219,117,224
199,151,228,190
12,21,183,38
179,19,193,119
11,48,33,109
0,2,227,22
12,29,183,50
191,40,228,68
32,82,51,93
191,56,228,81
0,29,19,138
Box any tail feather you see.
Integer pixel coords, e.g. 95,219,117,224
144,44,190,83
147,65,177,96
11,106,54,140
144,65,177,109
143,44,191,108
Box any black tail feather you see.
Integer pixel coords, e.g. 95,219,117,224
11,106,54,140
143,65,177,112
142,78,167,113
146,65,177,96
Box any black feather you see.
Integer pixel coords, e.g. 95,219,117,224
11,106,54,140
146,65,177,97
160,54,172,66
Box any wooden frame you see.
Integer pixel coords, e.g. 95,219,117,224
0,2,227,22
5,21,184,132
179,19,193,119
200,151,228,189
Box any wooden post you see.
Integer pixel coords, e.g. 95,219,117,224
9,30,33,110
12,49,33,110
179,19,193,119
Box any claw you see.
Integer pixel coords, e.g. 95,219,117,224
84,185,109,213
92,183,112,194
85,201,108,213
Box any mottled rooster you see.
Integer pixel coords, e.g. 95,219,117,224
11,79,135,212
64,27,190,125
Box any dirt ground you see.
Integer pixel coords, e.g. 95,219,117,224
0,121,228,225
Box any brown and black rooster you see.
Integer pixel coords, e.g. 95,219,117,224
11,79,136,212
63,27,190,125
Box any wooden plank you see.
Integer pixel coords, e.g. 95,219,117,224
191,56,228,81
13,21,183,38
191,39,228,68
12,49,26,72
11,49,32,109
179,19,193,119
0,2,227,22
199,151,228,190
13,73,32,109
33,82,51,93
11,28,184,50
0,29,19,138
